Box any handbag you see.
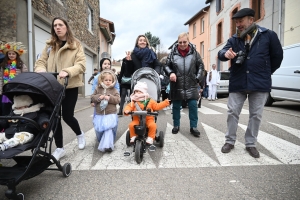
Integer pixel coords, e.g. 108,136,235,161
121,76,131,84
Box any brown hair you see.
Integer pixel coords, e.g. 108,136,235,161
134,35,151,48
0,52,24,69
49,17,77,51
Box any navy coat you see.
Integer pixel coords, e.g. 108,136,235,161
218,25,283,93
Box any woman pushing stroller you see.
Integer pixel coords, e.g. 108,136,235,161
124,81,169,145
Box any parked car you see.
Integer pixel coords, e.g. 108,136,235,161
265,43,300,106
217,71,230,95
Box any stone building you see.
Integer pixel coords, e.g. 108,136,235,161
0,0,100,97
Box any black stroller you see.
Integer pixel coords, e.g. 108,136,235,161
0,72,72,199
124,67,165,164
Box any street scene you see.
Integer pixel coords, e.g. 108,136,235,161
1,97,299,199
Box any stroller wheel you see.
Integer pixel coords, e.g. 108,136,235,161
62,163,72,177
126,131,131,146
158,131,164,147
17,193,24,200
134,140,144,164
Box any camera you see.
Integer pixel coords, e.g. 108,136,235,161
235,50,246,65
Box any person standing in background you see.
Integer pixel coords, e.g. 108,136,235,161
206,64,220,101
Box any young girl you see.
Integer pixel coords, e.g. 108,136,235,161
124,81,170,145
0,42,28,116
91,70,120,152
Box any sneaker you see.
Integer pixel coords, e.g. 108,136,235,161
202,97,206,100
146,137,153,145
130,136,136,144
163,107,168,111
77,131,86,150
52,148,66,161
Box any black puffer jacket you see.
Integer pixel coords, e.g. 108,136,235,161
164,43,204,100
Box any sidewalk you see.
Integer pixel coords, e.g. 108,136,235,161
74,96,92,112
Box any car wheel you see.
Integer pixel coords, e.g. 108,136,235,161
264,93,274,106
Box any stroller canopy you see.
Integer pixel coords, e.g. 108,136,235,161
131,67,161,101
3,72,64,106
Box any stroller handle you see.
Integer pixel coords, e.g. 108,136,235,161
128,110,158,116
48,72,69,87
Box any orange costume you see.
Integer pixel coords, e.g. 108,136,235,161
124,98,169,139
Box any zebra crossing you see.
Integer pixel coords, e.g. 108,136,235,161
60,100,300,170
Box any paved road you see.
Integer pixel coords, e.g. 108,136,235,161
1,97,300,199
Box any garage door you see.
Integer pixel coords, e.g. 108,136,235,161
34,19,51,62
85,53,93,96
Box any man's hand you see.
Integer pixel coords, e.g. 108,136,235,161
225,48,237,60
170,73,177,82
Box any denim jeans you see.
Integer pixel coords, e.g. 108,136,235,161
172,99,198,128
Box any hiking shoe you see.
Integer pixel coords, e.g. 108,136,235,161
246,147,260,158
190,128,200,137
52,148,66,161
130,136,136,144
77,131,86,150
172,126,180,134
146,137,153,145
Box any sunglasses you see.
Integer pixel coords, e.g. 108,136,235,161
178,41,188,44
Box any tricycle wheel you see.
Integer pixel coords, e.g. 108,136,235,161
62,163,72,177
159,131,164,147
134,140,143,164
126,131,131,146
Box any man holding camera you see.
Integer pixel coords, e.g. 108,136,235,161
218,8,283,158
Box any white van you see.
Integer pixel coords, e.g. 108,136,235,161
265,43,300,106
217,71,230,95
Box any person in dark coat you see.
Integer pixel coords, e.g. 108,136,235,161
218,8,283,158
117,58,134,115
88,68,99,84
164,32,204,137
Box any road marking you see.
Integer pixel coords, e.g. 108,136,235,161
158,123,219,168
239,124,300,164
198,106,222,114
202,123,281,166
91,130,156,170
62,128,96,170
210,103,249,114
269,122,300,139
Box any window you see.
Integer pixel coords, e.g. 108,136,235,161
88,6,93,31
217,22,222,45
216,0,222,12
231,8,238,36
193,23,196,38
200,42,204,58
201,17,205,33
252,0,262,21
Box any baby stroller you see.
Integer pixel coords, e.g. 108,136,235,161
124,67,165,164
0,72,71,200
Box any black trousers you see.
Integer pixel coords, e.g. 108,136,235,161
54,87,81,148
119,86,131,113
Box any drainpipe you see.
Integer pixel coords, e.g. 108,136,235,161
27,0,33,71
278,0,282,42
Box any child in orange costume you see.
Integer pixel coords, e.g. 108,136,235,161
124,81,169,145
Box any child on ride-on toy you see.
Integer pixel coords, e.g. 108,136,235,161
124,81,169,145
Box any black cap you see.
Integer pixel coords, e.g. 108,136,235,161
232,8,255,19
94,68,98,71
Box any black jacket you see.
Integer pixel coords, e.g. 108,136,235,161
118,58,135,89
164,43,204,100
129,51,161,74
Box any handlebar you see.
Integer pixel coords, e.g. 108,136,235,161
48,72,69,86
127,110,158,116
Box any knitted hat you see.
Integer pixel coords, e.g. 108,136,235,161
134,81,148,95
1,42,27,56
12,95,33,110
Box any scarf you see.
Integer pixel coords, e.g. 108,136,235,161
130,93,150,107
4,60,17,84
177,45,190,57
133,47,157,67
100,82,110,94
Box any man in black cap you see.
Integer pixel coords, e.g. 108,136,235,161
218,8,283,158
88,68,99,84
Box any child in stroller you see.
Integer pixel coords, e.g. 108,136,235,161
124,81,169,145
0,95,49,151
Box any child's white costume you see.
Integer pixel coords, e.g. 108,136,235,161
0,95,46,151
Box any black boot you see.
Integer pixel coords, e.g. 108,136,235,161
198,99,201,108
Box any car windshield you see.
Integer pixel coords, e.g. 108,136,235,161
220,72,230,80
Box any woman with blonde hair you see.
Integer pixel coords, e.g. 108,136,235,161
35,16,86,161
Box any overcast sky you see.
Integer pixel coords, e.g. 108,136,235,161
100,0,208,60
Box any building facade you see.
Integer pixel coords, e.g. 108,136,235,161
99,17,115,60
0,0,100,97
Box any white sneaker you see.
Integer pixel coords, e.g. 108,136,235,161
52,148,66,161
77,131,86,150
146,137,153,145
163,107,168,111
130,136,136,144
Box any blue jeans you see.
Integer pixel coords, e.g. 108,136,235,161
172,99,198,128
203,87,208,98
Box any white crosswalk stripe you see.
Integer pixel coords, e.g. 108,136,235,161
239,124,300,164
202,123,281,166
158,123,219,168
57,102,300,169
210,102,249,114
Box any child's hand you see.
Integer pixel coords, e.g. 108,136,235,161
124,110,130,114
98,95,104,100
104,95,110,100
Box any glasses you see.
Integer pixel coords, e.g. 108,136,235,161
178,41,188,44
